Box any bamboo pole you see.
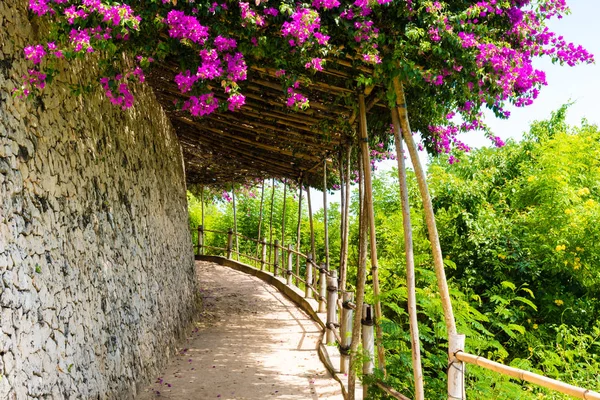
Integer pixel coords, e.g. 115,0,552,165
318,263,327,313
227,228,234,259
456,352,600,400
287,244,293,286
358,93,386,375
323,159,330,272
392,77,457,337
362,303,375,398
274,239,280,276
326,270,339,344
268,179,276,264
307,186,316,262
305,255,313,298
348,158,367,400
296,177,303,286
257,179,265,261
260,238,267,271
232,184,239,261
340,291,354,374
340,145,352,291
391,79,462,398
197,225,204,256
281,179,287,247
339,150,346,277
391,107,424,400
201,185,205,230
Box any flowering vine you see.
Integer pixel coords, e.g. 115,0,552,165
16,0,593,155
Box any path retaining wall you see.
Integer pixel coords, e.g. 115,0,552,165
0,2,198,398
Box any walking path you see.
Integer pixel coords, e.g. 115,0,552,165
136,260,344,399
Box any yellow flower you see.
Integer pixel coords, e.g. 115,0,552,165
533,324,538,329
555,244,566,252
564,208,574,215
527,176,536,182
555,299,564,306
498,254,507,260
585,199,596,207
576,247,584,252
577,187,591,196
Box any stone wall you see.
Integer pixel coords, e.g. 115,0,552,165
0,2,198,399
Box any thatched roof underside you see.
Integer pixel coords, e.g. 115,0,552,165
148,59,384,188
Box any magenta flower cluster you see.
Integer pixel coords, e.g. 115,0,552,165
19,0,594,155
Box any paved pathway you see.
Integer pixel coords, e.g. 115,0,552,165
136,261,343,400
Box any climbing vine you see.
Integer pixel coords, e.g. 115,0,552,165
19,0,593,155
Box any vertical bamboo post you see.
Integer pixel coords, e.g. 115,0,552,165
226,228,233,259
318,263,327,313
296,179,303,286
392,77,457,336
448,334,466,399
358,93,386,374
348,158,368,400
340,146,351,290
273,239,280,276
362,303,375,398
232,184,239,261
339,150,346,276
340,291,354,374
257,179,265,261
391,107,425,400
392,78,460,398
197,225,204,256
340,145,352,290
201,185,205,231
307,186,316,262
287,244,293,286
326,269,339,344
305,254,313,298
281,179,287,247
269,178,275,265
260,238,267,271
323,160,330,271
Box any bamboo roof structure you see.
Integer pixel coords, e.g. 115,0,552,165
148,57,385,188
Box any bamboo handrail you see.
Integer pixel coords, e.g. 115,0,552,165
456,352,600,400
373,382,412,400
202,245,227,251
194,227,600,400
234,232,262,244
202,229,229,234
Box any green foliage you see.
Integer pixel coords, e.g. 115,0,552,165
187,109,600,398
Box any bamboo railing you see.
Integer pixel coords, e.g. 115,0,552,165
191,226,600,400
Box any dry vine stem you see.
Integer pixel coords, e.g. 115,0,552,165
392,77,464,397
391,106,424,400
358,93,386,376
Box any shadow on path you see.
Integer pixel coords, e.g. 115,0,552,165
135,261,343,400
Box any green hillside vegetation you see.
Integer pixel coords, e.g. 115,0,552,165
188,108,600,398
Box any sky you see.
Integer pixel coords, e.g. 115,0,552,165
311,0,600,210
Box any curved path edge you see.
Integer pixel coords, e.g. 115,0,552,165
196,255,361,400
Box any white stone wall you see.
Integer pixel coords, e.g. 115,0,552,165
0,2,198,399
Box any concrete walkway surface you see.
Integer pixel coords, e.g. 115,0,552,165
136,260,344,400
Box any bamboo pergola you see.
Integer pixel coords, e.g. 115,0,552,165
158,53,600,400
148,58,386,188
